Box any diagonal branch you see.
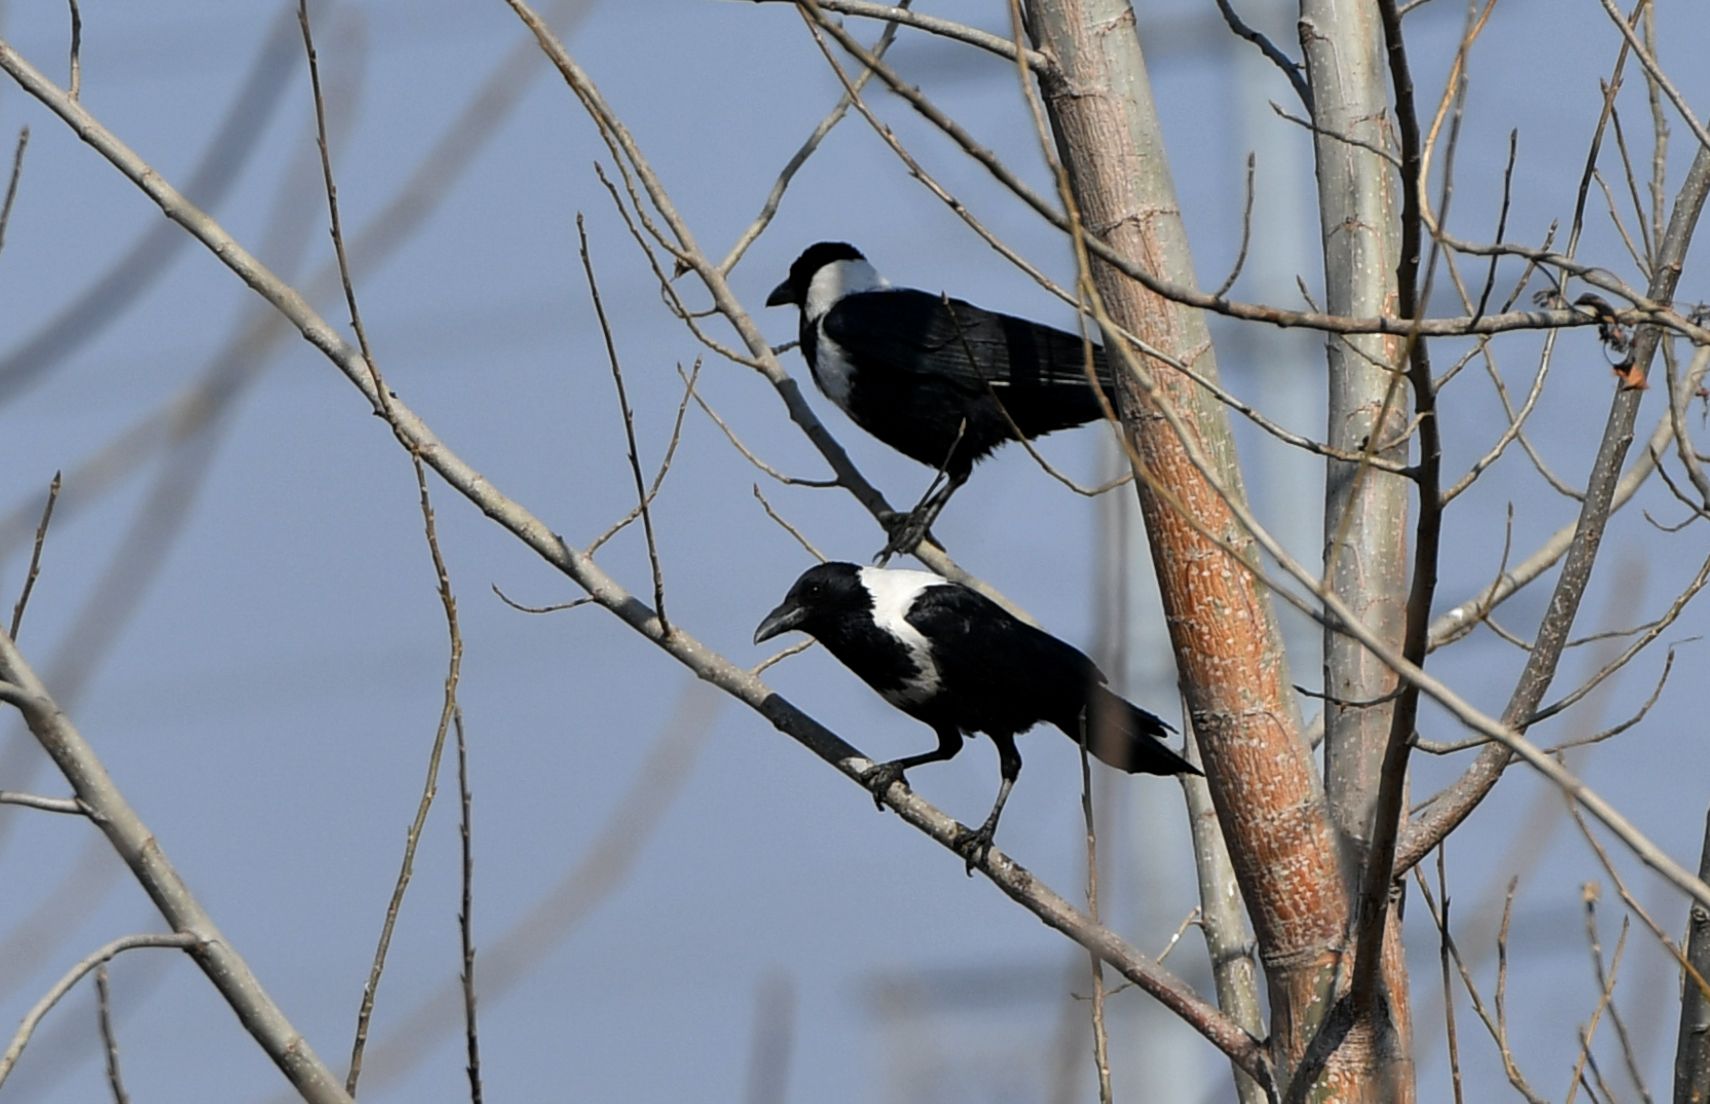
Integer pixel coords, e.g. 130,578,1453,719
753,0,1051,72
0,636,352,1103
1215,0,1311,108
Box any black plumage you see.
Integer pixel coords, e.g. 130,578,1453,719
754,562,1198,871
766,242,1117,560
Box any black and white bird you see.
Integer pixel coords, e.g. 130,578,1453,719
753,561,1198,871
766,242,1118,559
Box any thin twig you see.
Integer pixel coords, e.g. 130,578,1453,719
1429,391,1696,649
1564,889,1628,1104
1593,0,1710,157
0,126,27,258
577,216,669,631
1214,153,1258,299
456,708,483,1104
9,472,60,640
95,965,129,1104
1413,868,1546,1103
1546,642,1678,753
1585,886,1653,1104
490,584,595,616
752,0,1049,71
1269,101,1403,168
586,359,702,556
0,933,196,1090
0,790,86,815
1472,130,1518,320
1568,803,1710,1003
680,365,840,488
1213,0,1310,106
717,3,906,275
65,0,80,100
297,5,469,1093
1435,849,1465,1104
1077,744,1113,1104
1526,551,1710,727
752,485,827,562
751,637,814,678
1494,880,1546,1103
289,686,717,1102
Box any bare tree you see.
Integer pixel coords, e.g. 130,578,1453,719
2,1,1710,1101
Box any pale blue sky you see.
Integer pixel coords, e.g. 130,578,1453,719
1,1,1707,1101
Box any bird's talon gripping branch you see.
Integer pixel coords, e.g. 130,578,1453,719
952,823,995,876
874,509,935,564
862,760,910,809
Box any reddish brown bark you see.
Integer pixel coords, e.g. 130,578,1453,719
1027,0,1356,1089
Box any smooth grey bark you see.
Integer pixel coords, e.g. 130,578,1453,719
1183,731,1266,1104
1298,0,1410,895
1296,1,1416,1096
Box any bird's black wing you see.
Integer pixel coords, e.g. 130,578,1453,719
822,289,1113,394
902,583,1104,735
906,584,1193,776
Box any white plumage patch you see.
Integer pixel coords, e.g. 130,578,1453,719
805,258,888,409
810,334,860,408
858,566,944,706
802,258,888,321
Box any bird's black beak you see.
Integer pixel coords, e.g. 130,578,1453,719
754,599,809,645
765,279,794,308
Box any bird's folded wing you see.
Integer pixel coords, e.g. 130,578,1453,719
823,289,1113,393
903,583,1105,700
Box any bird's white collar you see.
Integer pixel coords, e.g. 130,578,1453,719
804,258,889,322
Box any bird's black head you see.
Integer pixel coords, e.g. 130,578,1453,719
765,241,867,308
753,561,868,644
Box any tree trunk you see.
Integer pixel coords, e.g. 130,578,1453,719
1300,0,1416,1095
1027,0,1350,1091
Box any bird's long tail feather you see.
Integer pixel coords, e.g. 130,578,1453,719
1077,685,1202,777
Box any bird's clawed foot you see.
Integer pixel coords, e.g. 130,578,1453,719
862,760,910,810
874,508,935,565
951,822,997,876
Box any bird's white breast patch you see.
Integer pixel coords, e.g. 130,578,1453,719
859,566,944,706
811,330,859,409
804,259,889,413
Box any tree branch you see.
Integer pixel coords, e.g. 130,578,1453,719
754,0,1052,73
0,632,352,1102
0,932,196,1090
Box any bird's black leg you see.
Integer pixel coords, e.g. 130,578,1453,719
953,733,1021,876
864,725,962,810
876,420,970,564
875,471,965,564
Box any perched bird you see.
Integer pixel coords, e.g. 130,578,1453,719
766,242,1118,559
754,561,1198,871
